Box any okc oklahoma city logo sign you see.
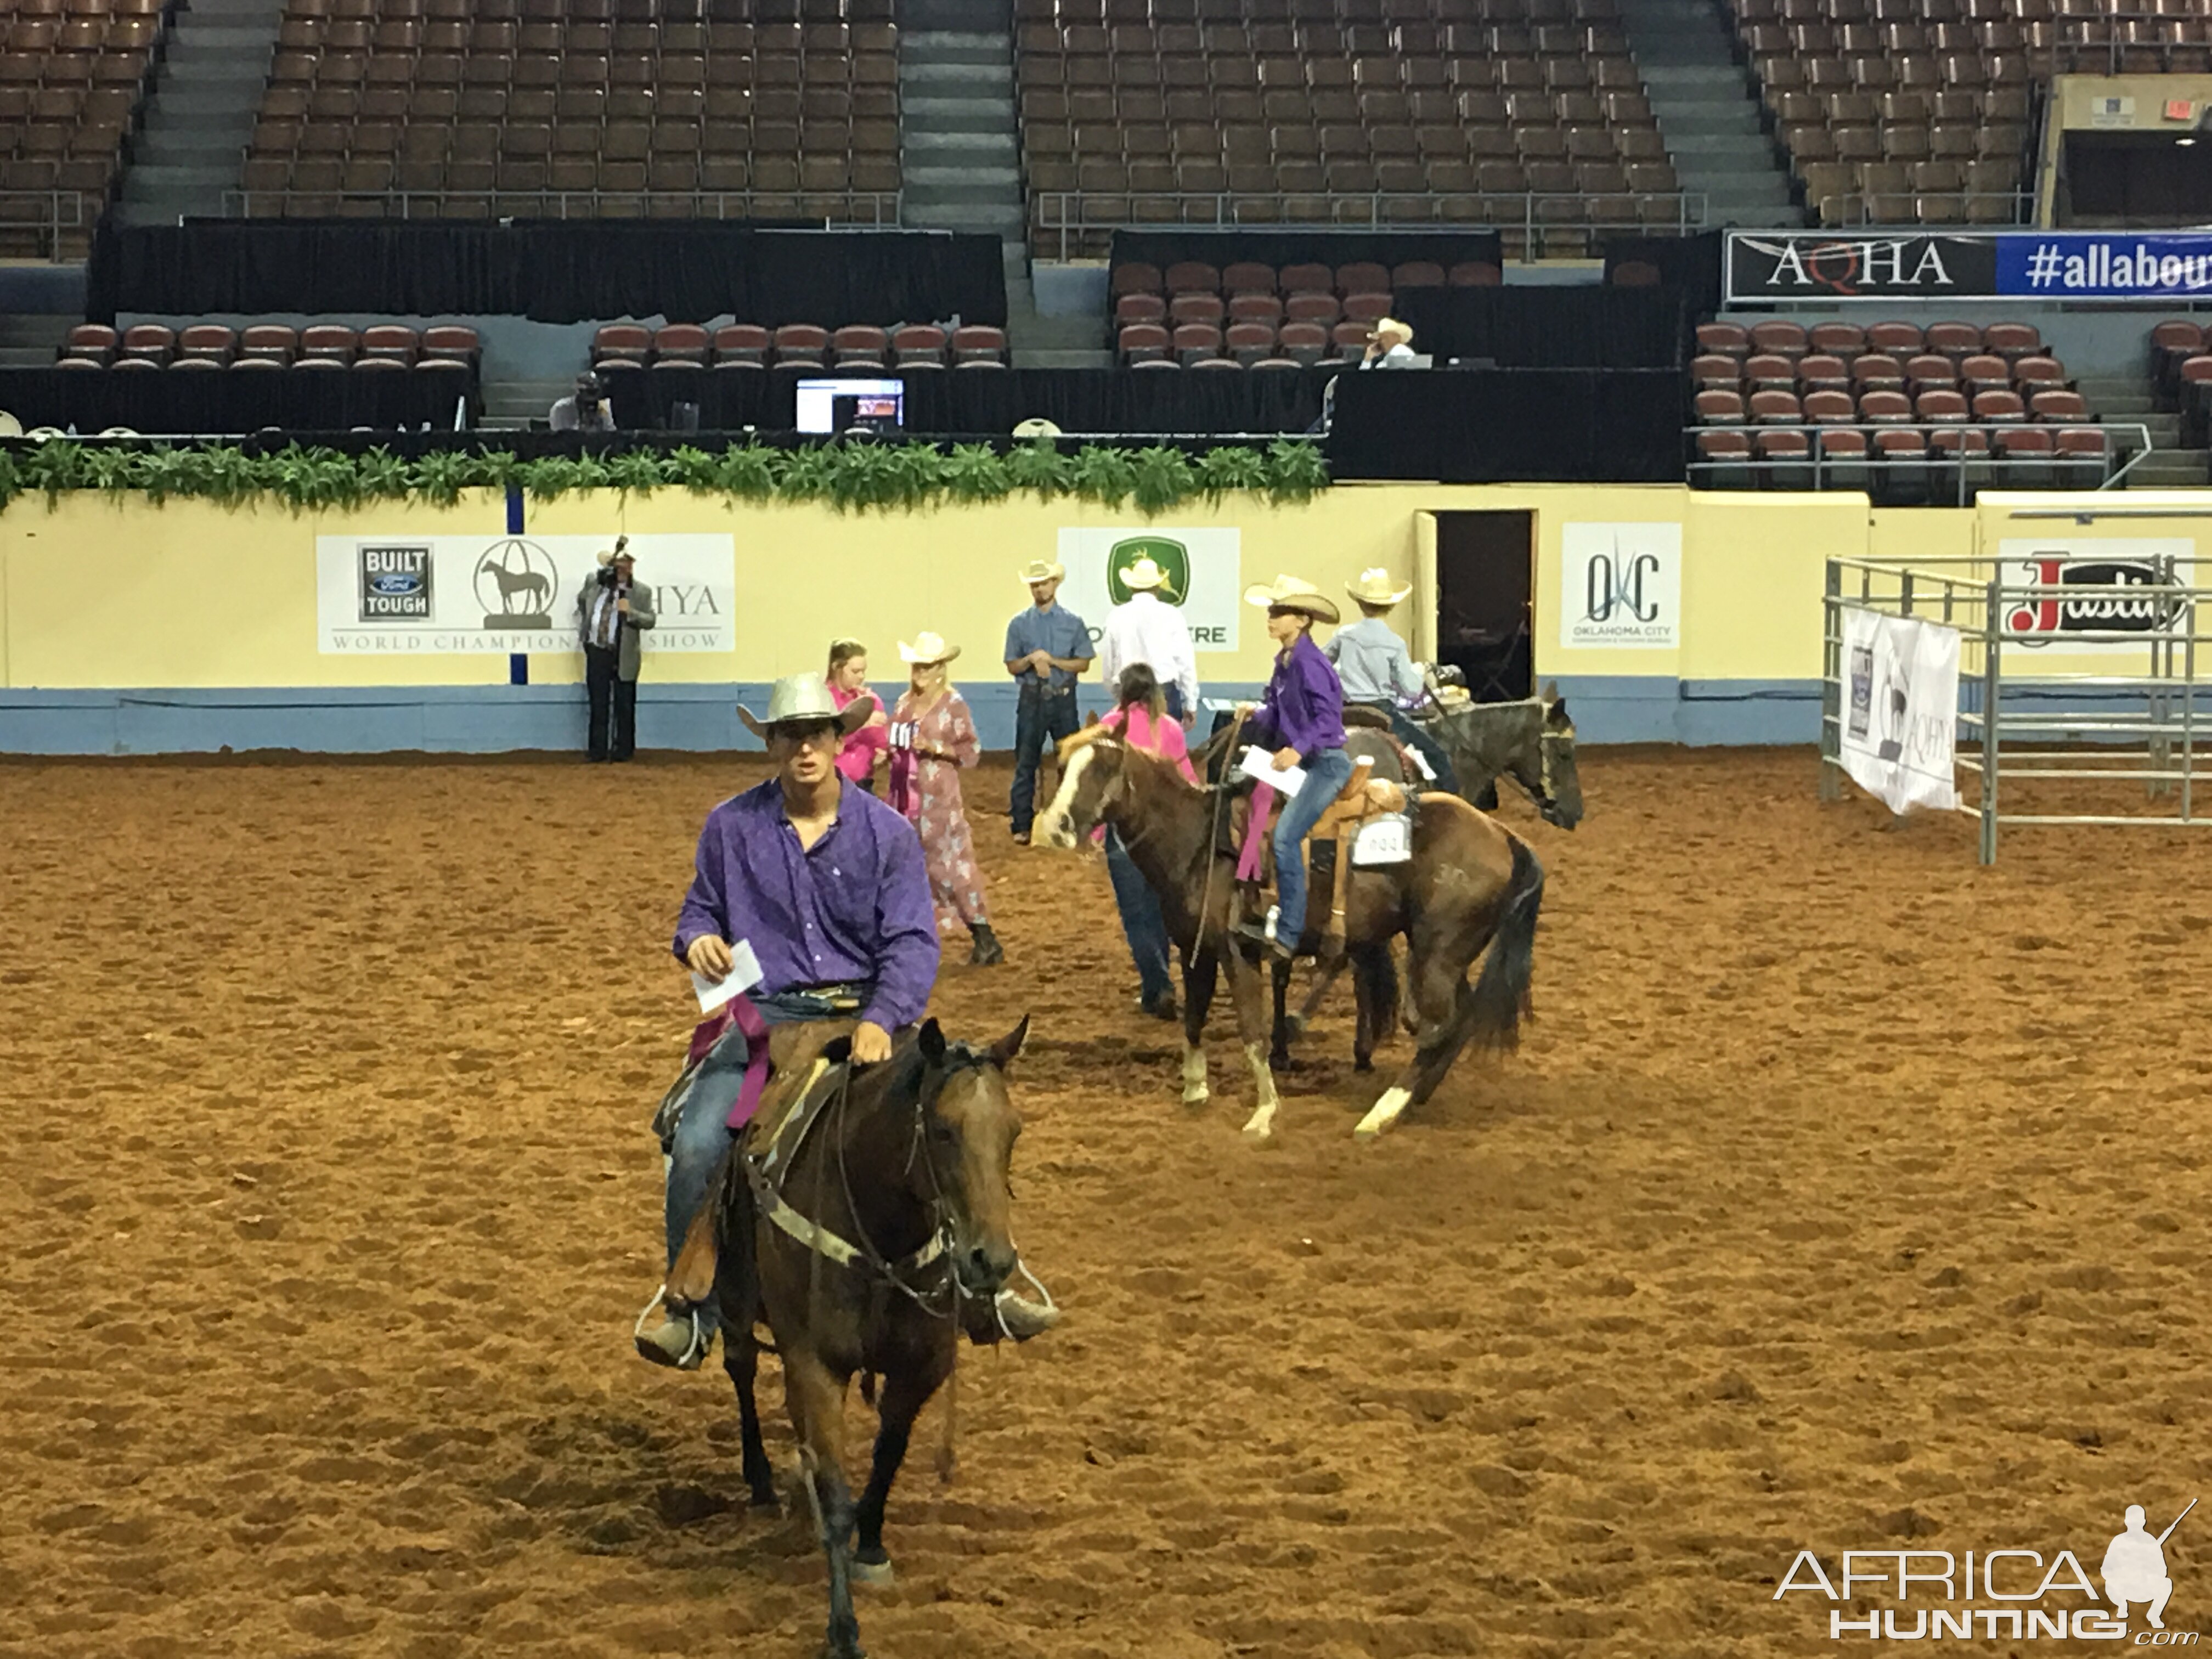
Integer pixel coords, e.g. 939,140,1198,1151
1774,1499,2196,1642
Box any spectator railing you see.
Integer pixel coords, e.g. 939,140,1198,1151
1032,189,1708,262
219,189,905,226
1815,190,2042,228
2046,13,2212,77
0,191,97,262
1688,419,2153,504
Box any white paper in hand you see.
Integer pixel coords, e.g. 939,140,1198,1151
1238,744,1308,795
691,939,764,1013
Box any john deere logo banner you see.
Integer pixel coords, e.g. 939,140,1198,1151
1104,536,1191,605
1059,527,1241,652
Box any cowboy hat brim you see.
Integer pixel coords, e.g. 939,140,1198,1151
738,700,873,740
1244,584,1341,625
1347,578,1414,606
899,642,963,665
1017,562,1066,584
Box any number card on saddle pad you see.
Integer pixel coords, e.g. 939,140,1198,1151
1351,813,1414,866
1839,608,1961,815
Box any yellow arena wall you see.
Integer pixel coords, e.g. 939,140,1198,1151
3,484,2209,753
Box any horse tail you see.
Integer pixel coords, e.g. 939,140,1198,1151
1464,833,1542,1052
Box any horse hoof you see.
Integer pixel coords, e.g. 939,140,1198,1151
851,1554,895,1587
1353,1087,1412,1141
1182,1089,1210,1109
1240,1113,1276,1144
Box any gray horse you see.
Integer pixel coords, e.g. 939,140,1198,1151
1423,682,1584,830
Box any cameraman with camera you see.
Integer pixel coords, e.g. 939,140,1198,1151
575,537,654,762
549,371,617,433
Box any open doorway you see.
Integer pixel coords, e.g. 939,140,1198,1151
1434,510,1533,703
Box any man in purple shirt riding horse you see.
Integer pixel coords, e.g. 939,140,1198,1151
634,671,1059,1367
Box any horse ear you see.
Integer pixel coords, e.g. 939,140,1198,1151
1541,679,1560,703
988,1014,1030,1068
918,1018,946,1064
1548,695,1572,727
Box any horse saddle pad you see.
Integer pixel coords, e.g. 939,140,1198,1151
1220,760,1410,876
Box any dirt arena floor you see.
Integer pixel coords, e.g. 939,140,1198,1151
4,745,2211,1659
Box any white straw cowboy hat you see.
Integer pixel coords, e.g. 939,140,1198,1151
898,631,961,666
1373,317,1414,345
738,671,873,738
1346,567,1413,607
0,411,21,438
1118,553,1173,593
1017,558,1065,585
1244,574,1341,626
1012,417,1062,438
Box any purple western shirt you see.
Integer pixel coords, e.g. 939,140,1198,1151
1248,630,1346,761
673,777,940,1034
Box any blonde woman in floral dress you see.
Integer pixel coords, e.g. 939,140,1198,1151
888,631,1004,966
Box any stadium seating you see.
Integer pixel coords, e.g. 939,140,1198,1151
1109,255,1494,366
1015,0,1684,259
1723,0,2038,226
578,320,1007,373
241,3,900,220
0,0,170,257
1691,315,2113,495
58,321,482,370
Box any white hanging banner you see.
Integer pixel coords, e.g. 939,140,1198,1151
1839,608,1961,815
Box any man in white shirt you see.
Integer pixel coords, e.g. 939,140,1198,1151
1098,554,1199,726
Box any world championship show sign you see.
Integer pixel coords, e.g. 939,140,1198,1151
1726,230,2212,303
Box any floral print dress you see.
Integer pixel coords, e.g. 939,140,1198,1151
889,687,990,935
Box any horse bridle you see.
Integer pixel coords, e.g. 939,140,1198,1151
752,1044,997,1322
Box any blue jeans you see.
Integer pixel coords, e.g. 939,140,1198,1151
1272,747,1357,945
1010,683,1080,834
1106,826,1174,1003
663,988,861,1335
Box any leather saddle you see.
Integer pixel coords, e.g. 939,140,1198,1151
665,1019,860,1311
1220,756,1413,946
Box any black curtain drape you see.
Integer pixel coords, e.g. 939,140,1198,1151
1389,287,1688,369
1109,229,1503,276
1600,232,1725,318
86,222,1008,328
1326,368,1685,482
611,365,1328,435
0,366,476,436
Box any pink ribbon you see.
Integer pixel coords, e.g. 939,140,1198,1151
1237,782,1277,882
686,994,775,1132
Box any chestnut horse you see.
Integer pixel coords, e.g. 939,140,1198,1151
679,1017,1031,1659
1038,733,1543,1141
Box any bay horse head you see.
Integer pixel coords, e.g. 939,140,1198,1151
916,1015,1029,1302
1036,724,1124,849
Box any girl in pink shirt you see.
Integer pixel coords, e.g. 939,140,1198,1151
827,638,890,791
1098,663,1191,1017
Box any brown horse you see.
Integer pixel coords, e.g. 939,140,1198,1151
1038,733,1543,1141
683,1016,1031,1659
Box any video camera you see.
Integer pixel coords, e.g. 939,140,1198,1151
596,533,629,588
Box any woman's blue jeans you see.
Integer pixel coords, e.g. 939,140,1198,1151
1272,747,1356,944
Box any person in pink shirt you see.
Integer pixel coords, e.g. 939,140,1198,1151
826,638,890,792
1097,663,1193,1018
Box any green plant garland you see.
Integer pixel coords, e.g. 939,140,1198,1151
0,437,1331,515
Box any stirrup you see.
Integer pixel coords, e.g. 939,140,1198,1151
633,1282,708,1369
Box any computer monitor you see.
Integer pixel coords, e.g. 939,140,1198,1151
795,377,905,435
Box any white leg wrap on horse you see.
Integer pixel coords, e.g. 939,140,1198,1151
1181,1040,1209,1107
1353,1086,1413,1141
1240,1043,1279,1144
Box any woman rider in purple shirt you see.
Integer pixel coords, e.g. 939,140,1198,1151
1237,575,1354,960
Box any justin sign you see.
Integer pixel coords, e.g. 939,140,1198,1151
315,534,737,654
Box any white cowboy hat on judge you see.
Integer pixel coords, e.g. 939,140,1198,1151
737,672,873,738
1346,567,1413,607
1016,557,1065,585
898,631,962,666
1118,553,1175,594
1243,574,1341,626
